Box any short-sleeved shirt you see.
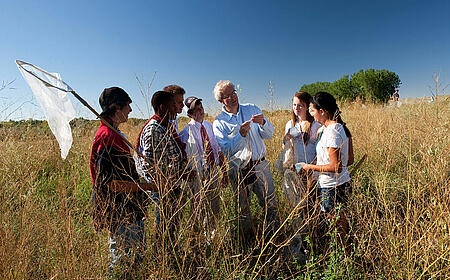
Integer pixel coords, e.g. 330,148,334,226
316,123,351,188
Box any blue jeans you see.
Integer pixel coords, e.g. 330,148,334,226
320,181,352,213
109,219,146,277
150,191,161,226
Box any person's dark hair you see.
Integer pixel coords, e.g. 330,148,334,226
312,92,352,138
163,85,185,96
99,87,132,118
291,91,314,143
151,91,174,113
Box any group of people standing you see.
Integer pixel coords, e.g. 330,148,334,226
89,81,354,277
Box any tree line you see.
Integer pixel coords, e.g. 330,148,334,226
300,69,401,103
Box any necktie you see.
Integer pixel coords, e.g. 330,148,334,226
200,124,215,168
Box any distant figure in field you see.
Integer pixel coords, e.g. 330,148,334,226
89,87,155,277
299,91,354,246
180,96,226,239
392,89,400,102
212,80,280,247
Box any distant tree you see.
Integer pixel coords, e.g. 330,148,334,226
299,81,331,96
329,75,358,101
299,69,401,103
351,69,401,103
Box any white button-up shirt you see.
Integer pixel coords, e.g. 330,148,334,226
213,103,274,161
180,119,221,169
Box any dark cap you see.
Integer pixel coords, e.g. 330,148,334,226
99,87,131,114
184,96,202,111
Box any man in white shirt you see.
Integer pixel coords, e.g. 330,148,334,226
212,80,280,246
180,96,225,235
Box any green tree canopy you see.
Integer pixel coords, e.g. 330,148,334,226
300,69,401,103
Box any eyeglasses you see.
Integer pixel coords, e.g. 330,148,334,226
221,90,237,100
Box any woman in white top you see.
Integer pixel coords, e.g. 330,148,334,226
300,92,354,213
283,91,322,209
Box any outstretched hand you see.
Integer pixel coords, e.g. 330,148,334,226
251,114,265,125
240,120,251,137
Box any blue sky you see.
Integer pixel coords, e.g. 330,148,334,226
1,0,449,120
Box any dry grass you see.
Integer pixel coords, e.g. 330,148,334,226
0,98,449,279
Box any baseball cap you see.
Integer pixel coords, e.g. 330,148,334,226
184,96,202,111
99,87,131,114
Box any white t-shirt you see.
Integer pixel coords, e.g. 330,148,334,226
284,120,321,164
316,123,351,188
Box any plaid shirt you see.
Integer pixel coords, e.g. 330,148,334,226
137,119,186,189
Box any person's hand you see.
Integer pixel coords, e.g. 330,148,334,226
239,120,251,137
299,162,311,172
295,162,308,173
251,114,265,125
284,132,293,142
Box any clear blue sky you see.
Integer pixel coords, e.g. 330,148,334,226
1,0,449,120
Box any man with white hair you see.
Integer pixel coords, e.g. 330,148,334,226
212,80,280,246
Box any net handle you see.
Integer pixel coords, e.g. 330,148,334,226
15,60,146,159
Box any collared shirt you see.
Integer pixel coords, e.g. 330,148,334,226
180,119,221,170
170,118,179,133
213,103,274,161
137,118,185,186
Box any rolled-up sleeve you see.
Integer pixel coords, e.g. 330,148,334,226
255,107,274,139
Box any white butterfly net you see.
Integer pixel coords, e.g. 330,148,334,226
16,60,76,159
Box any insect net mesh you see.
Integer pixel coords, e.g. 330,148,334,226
16,61,76,159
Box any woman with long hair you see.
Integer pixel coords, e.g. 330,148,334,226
283,91,322,208
299,91,354,245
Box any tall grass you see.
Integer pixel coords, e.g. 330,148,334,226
0,98,448,279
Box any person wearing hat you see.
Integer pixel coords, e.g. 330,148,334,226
180,96,226,239
89,87,155,277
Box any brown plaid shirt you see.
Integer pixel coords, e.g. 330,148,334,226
138,119,186,189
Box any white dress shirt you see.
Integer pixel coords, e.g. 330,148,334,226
180,119,221,169
213,103,274,161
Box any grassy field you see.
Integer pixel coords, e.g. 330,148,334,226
0,98,449,279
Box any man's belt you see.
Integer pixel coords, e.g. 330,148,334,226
248,156,265,168
242,156,265,185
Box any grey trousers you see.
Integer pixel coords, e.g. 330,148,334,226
228,159,280,243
